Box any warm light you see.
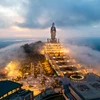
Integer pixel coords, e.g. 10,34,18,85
5,61,22,79
63,72,66,74
64,48,69,53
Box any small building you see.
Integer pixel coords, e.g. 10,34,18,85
0,80,34,100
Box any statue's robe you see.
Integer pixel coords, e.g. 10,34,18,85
51,27,56,40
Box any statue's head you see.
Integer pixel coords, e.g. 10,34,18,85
52,23,55,27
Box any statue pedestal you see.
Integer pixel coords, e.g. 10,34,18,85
50,38,57,43
47,38,59,43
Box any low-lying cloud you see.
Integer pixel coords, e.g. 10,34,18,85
64,43,100,75
0,40,36,68
0,40,100,76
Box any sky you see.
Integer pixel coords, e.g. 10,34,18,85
0,0,100,38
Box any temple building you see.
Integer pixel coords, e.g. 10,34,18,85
0,80,34,100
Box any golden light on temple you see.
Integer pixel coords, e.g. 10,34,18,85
63,48,69,53
5,61,22,79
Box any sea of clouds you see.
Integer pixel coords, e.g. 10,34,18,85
0,40,100,75
63,43,100,75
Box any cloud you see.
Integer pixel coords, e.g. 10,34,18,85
0,0,100,37
0,40,36,67
16,0,100,29
0,39,100,76
0,0,100,29
0,0,25,28
64,43,100,75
